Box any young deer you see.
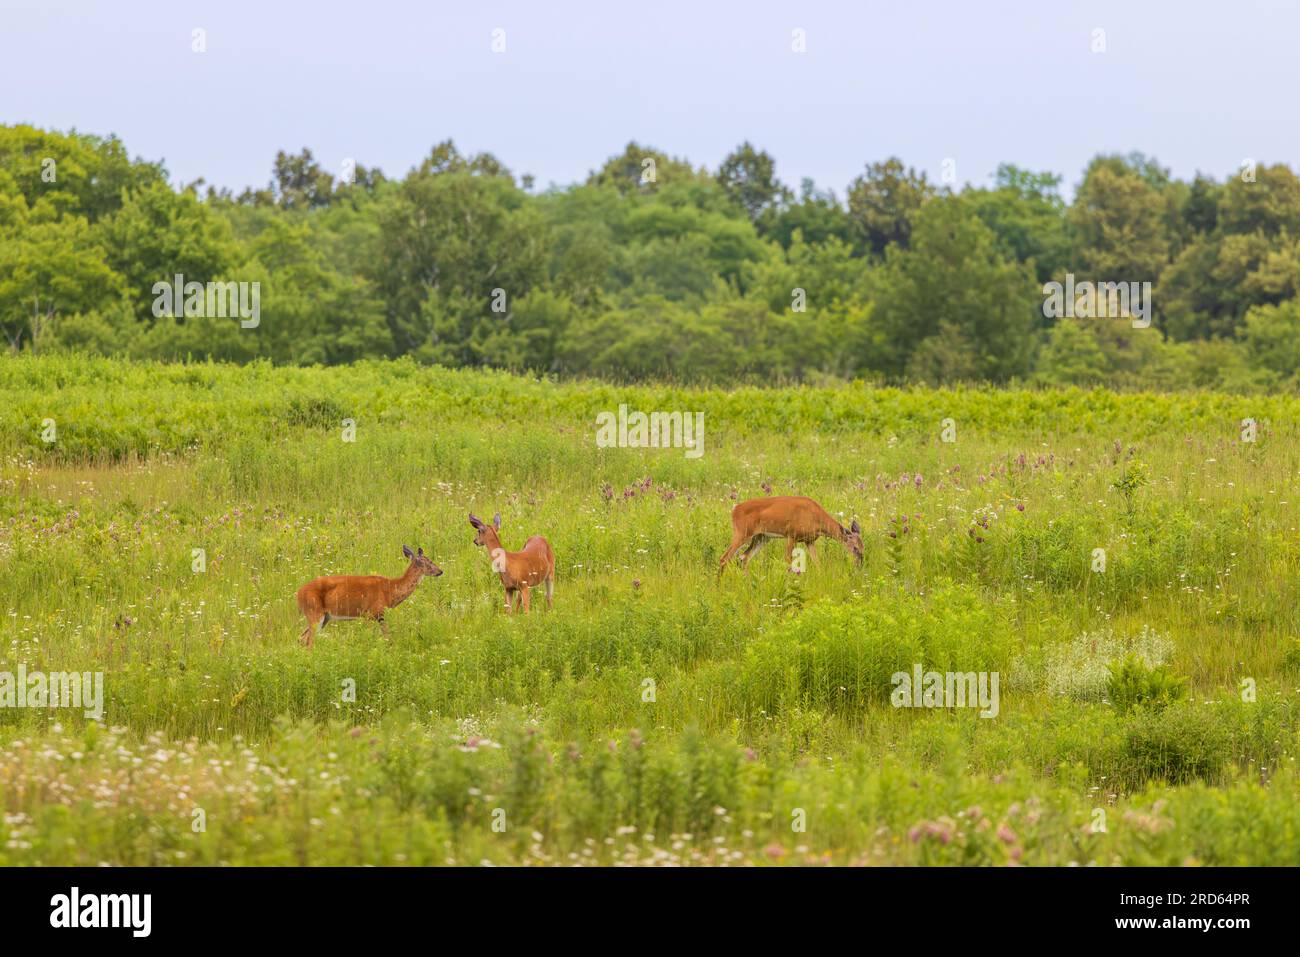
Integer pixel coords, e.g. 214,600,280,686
469,512,555,613
718,496,863,576
296,545,442,647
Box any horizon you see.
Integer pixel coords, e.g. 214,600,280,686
4,0,1298,199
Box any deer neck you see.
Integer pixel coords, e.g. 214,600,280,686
388,563,423,605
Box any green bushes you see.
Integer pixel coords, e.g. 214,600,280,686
1107,655,1188,714
4,716,1298,865
1014,626,1174,701
1120,703,1229,785
719,583,1013,719
5,355,1300,463
4,356,1300,864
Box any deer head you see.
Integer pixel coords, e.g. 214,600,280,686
402,545,443,577
468,513,500,548
840,520,864,564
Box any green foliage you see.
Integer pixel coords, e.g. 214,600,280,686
1106,655,1189,715
2,359,1300,864
723,585,1013,718
1121,702,1228,785
1110,460,1150,515
5,124,1300,388
874,197,1038,382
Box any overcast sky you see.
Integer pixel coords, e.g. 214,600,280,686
3,0,1297,199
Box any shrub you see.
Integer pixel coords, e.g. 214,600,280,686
278,394,347,429
730,583,1013,718
1120,702,1229,785
1106,654,1188,715
1030,626,1174,701
1281,638,1300,674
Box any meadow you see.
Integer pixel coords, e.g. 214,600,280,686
2,354,1299,865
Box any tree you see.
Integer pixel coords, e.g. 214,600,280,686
0,216,125,351
872,197,1038,382
472,288,576,372
373,170,548,362
415,140,513,181
271,148,337,210
846,158,936,257
964,165,1070,285
0,124,164,224
1182,174,1220,235
1241,297,1300,385
1217,164,1300,237
99,180,239,319
587,142,703,196
239,217,391,364
1069,155,1171,282
717,142,788,222
760,178,855,249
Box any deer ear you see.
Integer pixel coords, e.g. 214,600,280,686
468,513,481,528
403,545,414,559
493,513,501,529
417,547,424,557
850,520,861,534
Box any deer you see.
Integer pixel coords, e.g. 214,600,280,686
296,545,442,647
469,512,555,613
718,495,863,576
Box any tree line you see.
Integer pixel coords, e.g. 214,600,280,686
2,123,1298,390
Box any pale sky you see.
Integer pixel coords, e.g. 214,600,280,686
3,0,1297,199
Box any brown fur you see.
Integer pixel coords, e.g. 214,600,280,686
469,513,555,613
718,495,863,575
296,546,441,647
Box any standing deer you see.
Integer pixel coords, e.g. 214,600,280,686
296,545,442,647
718,496,863,576
469,512,555,613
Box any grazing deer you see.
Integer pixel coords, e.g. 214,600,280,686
296,545,442,647
469,512,555,613
718,496,863,576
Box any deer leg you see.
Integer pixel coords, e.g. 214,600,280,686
503,588,515,613
544,575,554,609
718,530,748,576
519,586,532,613
298,618,318,648
378,615,389,639
738,535,768,570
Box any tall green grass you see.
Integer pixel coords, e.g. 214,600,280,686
1,355,1298,864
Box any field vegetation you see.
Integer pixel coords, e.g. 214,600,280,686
2,356,1298,865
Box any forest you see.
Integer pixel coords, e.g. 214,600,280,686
2,122,1299,390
